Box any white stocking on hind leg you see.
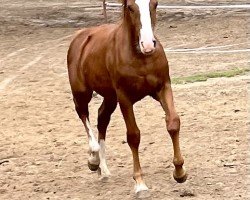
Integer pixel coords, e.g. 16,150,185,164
72,91,101,172
82,117,100,171
82,117,111,179
97,139,111,181
97,97,117,180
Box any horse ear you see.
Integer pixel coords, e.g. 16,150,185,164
118,0,127,6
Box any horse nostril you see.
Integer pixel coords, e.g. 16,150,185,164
153,40,156,48
141,41,144,48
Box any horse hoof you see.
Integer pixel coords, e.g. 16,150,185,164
136,190,151,199
97,168,111,182
88,161,99,171
173,169,188,183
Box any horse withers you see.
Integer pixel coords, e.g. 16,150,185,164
67,0,187,197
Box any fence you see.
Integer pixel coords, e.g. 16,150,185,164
101,1,250,22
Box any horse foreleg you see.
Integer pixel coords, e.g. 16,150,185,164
118,92,150,198
157,82,187,183
97,97,117,180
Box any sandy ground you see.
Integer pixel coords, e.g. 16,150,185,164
0,0,249,200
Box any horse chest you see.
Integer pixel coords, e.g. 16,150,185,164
116,66,163,94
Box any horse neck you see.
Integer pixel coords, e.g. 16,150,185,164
118,11,139,52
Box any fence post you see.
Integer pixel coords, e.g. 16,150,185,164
103,0,107,22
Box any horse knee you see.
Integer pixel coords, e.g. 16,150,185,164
167,115,180,135
127,129,140,148
97,99,117,134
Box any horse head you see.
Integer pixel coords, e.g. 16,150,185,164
122,0,158,55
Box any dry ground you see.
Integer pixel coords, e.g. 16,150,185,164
0,0,249,199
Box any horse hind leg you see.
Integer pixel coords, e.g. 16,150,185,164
97,97,117,180
73,90,100,171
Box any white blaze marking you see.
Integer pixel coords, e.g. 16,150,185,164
98,139,111,177
135,0,155,51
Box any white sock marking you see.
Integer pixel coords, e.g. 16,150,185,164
99,139,111,176
88,151,100,165
84,119,100,166
85,120,100,152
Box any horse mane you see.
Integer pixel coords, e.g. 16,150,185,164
117,0,127,17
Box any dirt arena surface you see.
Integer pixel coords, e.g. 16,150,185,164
0,0,249,199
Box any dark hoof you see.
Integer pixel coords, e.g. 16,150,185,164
88,161,99,171
173,169,188,183
136,190,151,199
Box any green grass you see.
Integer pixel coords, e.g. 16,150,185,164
172,67,250,84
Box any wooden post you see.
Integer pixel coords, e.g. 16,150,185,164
103,0,107,23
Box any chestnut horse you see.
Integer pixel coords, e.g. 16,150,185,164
67,0,187,197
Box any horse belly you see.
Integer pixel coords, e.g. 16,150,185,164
91,75,115,97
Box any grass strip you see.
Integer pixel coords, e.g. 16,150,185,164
172,67,250,84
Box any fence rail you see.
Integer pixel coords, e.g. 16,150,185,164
102,1,250,21
106,3,250,10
